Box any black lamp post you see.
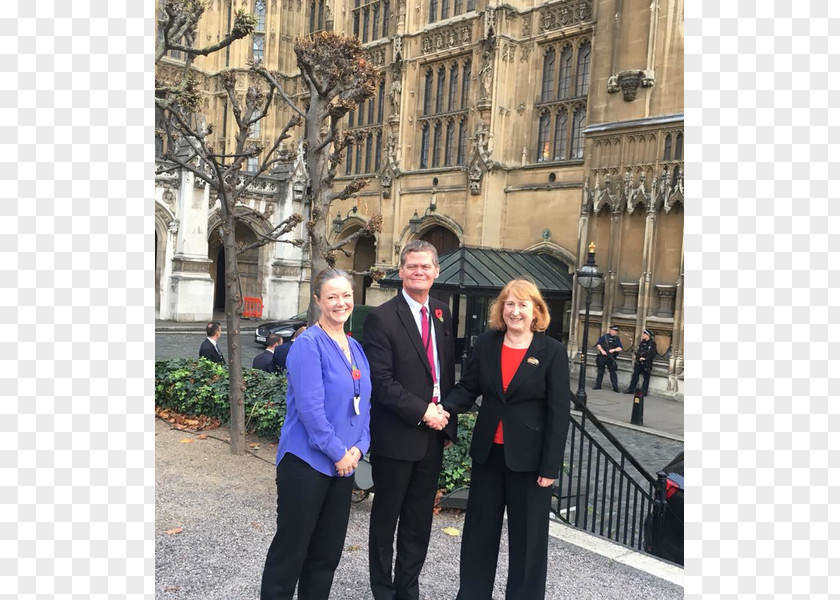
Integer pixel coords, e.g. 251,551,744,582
576,242,603,409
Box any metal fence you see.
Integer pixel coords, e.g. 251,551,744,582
551,393,658,551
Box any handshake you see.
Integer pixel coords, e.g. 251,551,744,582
422,402,450,430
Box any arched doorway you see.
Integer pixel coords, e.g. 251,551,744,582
420,226,459,255
208,222,261,312
352,235,376,305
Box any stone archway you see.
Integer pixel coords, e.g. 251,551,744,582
207,207,273,312
154,202,175,315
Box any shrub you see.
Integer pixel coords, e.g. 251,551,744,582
155,358,287,439
439,412,476,492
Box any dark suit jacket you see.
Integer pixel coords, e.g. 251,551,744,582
199,338,226,366
443,330,570,478
252,349,278,374
362,292,456,461
273,342,292,372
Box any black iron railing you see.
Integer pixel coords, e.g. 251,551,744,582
551,392,658,551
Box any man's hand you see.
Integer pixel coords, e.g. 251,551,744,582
423,403,449,430
536,477,555,488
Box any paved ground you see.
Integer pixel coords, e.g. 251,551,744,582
155,418,683,600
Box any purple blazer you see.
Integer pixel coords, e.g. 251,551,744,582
275,326,372,477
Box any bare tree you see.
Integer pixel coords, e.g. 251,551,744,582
156,1,381,454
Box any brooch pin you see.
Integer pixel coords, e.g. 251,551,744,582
434,308,444,322
527,357,539,366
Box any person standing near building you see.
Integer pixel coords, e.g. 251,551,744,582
253,334,282,374
362,240,456,600
273,326,307,373
594,324,622,392
441,279,570,600
198,321,226,366
624,328,657,396
260,268,372,600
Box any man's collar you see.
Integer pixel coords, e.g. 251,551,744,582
401,288,429,313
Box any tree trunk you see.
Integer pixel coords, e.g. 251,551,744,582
222,209,246,455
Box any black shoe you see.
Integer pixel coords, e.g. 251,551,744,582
613,387,620,393
593,385,601,390
623,389,633,394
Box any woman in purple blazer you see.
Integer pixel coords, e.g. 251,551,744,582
260,268,372,600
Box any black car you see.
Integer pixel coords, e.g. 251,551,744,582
254,312,307,346
643,451,684,566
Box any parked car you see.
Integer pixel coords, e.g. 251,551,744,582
643,451,684,566
255,312,307,346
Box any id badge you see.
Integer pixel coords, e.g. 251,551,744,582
432,382,441,402
353,396,361,416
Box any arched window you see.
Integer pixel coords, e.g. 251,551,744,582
441,0,450,19
537,111,551,162
382,1,389,38
372,3,380,40
378,78,385,123
541,47,556,102
557,45,572,100
674,132,683,160
553,108,568,161
353,0,360,37
448,63,459,111
365,132,373,172
368,94,375,124
457,118,468,165
429,0,438,23
461,60,471,109
432,121,442,167
663,133,672,160
424,69,434,115
345,142,353,175
575,40,591,97
309,0,316,33
355,141,363,174
357,100,365,126
317,0,324,31
435,67,446,113
444,120,455,166
570,106,586,159
375,131,382,171
420,123,430,168
362,6,369,42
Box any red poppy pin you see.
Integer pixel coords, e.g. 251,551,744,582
351,368,362,380
434,309,444,322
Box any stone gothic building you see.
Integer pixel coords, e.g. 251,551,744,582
154,0,684,394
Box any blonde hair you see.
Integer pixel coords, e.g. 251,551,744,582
488,279,551,332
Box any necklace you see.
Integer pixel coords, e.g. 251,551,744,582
318,321,352,360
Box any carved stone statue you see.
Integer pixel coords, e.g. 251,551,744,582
389,78,402,115
479,50,493,99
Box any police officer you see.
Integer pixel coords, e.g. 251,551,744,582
624,329,657,396
594,324,623,392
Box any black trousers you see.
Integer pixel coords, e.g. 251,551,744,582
260,453,354,600
456,444,552,600
368,431,445,600
594,355,619,389
626,363,651,394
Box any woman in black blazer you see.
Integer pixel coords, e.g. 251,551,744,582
442,279,570,600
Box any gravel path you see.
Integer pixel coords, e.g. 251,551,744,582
156,418,682,599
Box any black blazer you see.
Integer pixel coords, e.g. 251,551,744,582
199,338,226,366
362,293,456,461
273,342,292,372
252,349,277,374
443,330,570,478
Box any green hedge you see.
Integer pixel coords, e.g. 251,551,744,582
154,358,474,492
154,358,288,439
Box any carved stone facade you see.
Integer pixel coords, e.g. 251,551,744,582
155,0,683,395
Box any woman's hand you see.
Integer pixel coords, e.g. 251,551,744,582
335,451,357,477
536,476,555,488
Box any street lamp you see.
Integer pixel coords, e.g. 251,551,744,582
576,241,603,409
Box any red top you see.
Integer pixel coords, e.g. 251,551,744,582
494,344,528,444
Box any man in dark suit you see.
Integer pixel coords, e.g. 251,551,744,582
273,326,306,373
198,321,226,366
363,240,456,600
252,333,281,374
